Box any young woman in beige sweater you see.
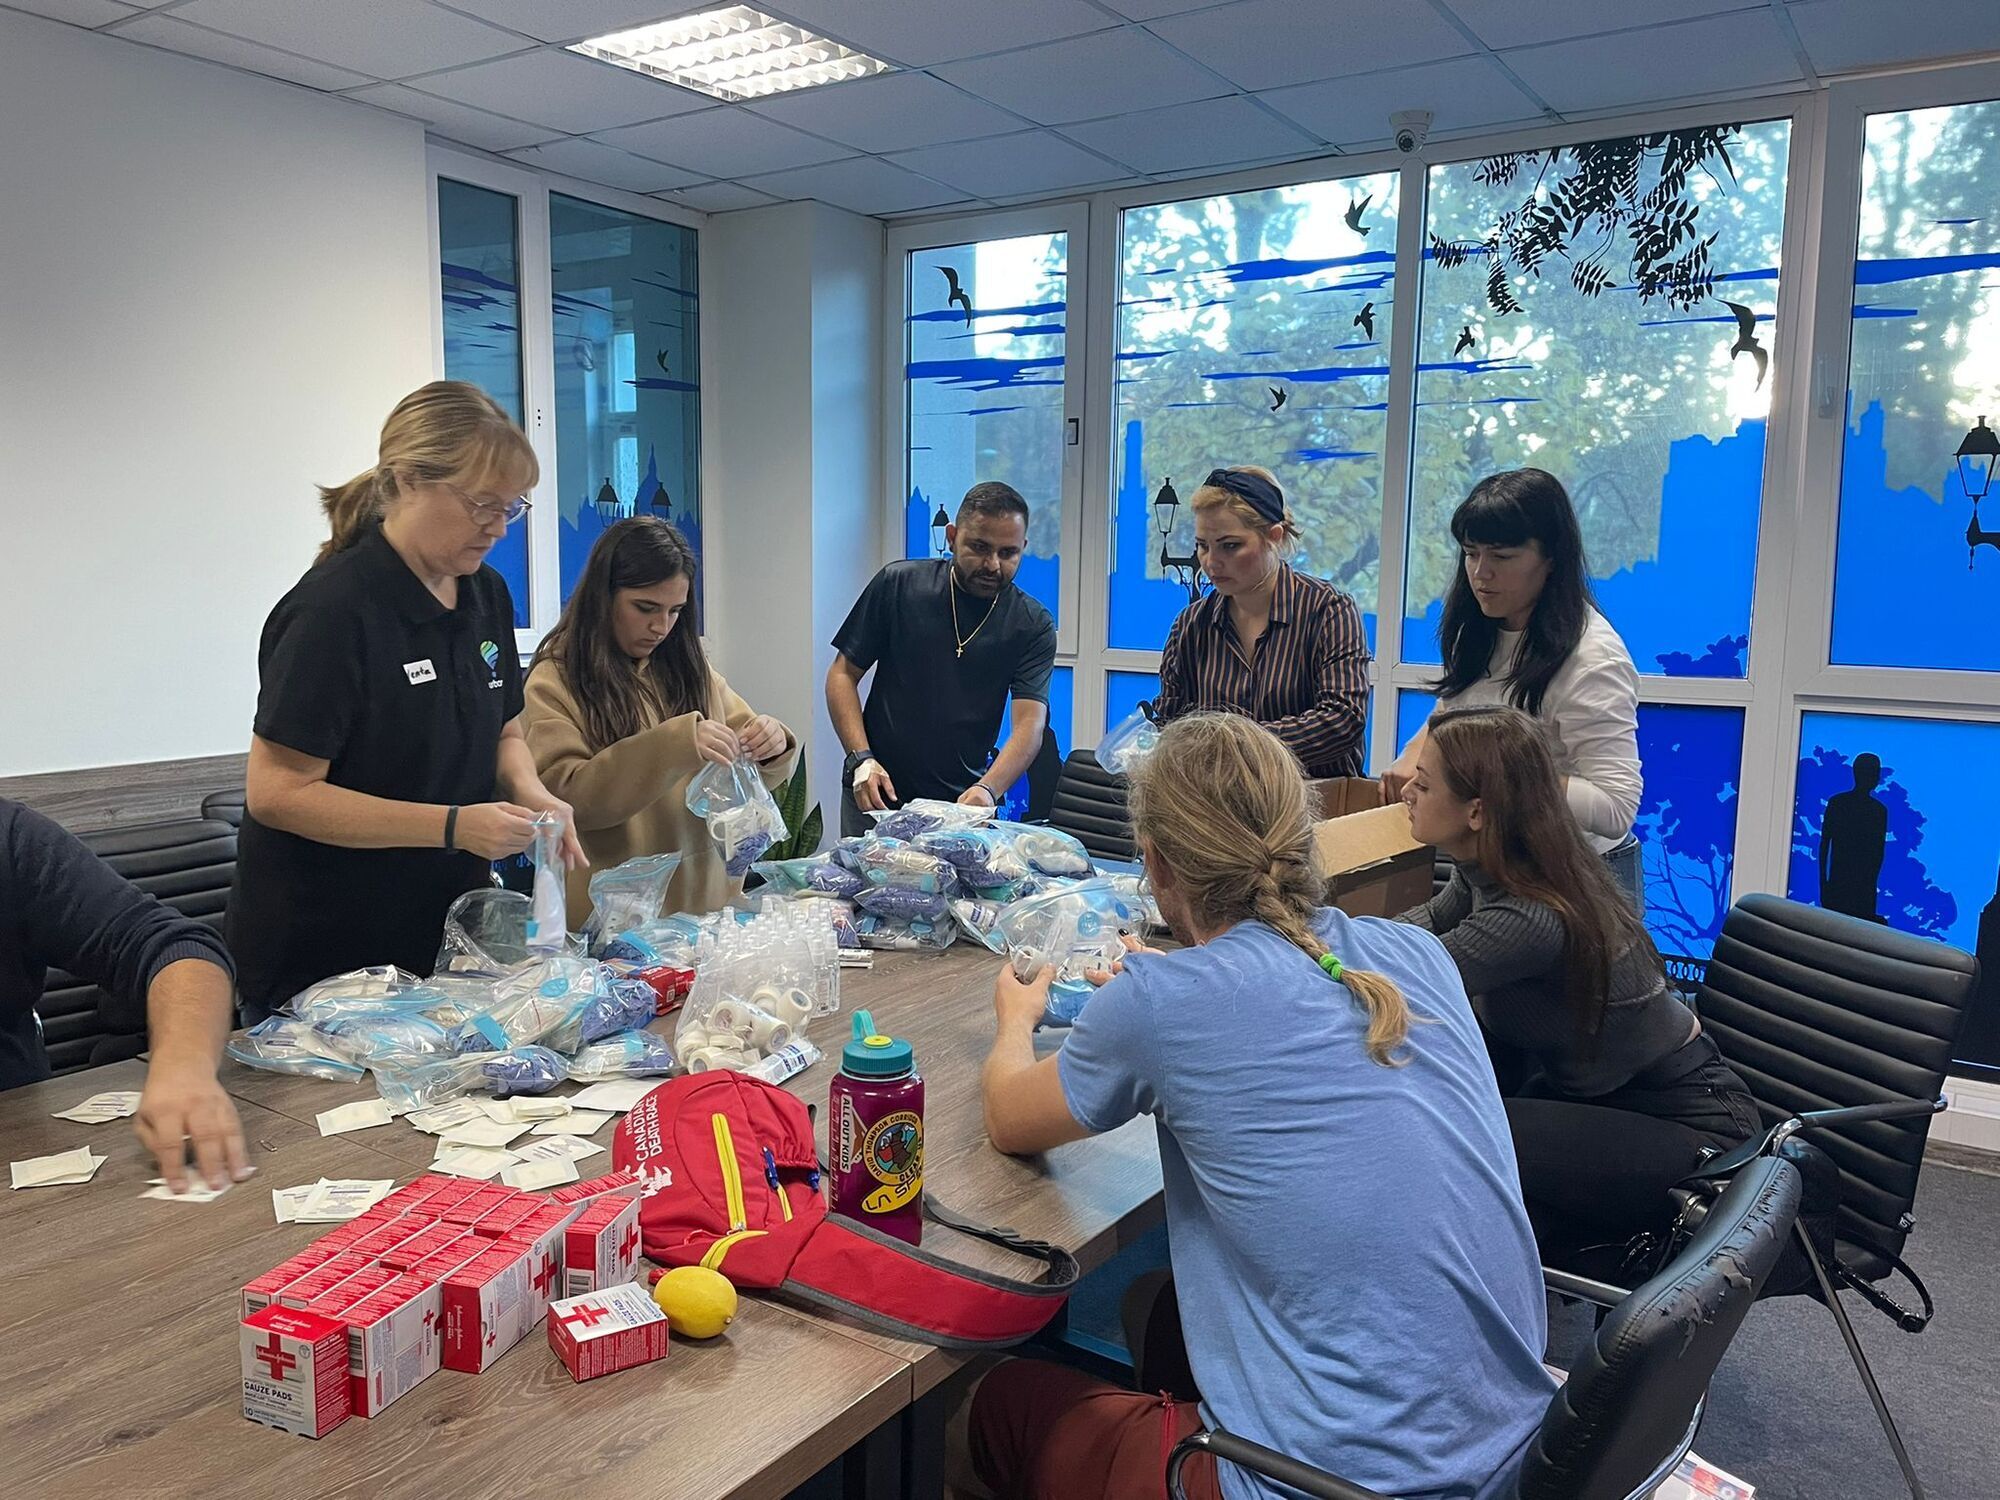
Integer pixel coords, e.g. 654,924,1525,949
524,518,797,926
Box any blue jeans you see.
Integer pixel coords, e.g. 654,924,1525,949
1603,834,1644,915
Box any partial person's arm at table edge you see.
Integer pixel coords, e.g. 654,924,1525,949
983,964,1093,1156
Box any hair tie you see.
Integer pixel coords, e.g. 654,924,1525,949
1318,953,1344,981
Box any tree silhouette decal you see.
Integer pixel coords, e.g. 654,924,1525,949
1430,125,1742,313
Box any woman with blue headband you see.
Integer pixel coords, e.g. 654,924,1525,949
1148,465,1370,778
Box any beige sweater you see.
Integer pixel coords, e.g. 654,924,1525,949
523,661,799,928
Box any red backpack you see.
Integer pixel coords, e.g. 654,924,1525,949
613,1071,1077,1347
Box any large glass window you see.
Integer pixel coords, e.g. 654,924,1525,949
1111,170,1400,653
549,193,701,608
904,234,1068,626
1788,711,2000,1072
1830,98,2000,673
1407,121,1792,678
438,178,529,627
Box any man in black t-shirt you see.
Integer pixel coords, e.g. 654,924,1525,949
828,483,1057,836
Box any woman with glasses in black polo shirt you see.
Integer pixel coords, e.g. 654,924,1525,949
1150,466,1371,778
229,382,584,1021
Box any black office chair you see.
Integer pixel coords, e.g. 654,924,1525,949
1023,726,1063,824
1168,1155,1801,1500
1657,893,1978,1500
1046,749,1136,863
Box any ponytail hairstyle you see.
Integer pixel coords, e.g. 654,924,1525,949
316,381,538,564
1432,467,1592,715
1426,705,1662,1038
532,517,711,752
1190,463,1301,547
1127,711,1414,1066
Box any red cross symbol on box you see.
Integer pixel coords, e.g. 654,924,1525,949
531,1254,557,1297
619,1224,640,1261
254,1332,297,1382
556,1303,611,1333
422,1308,437,1333
485,1327,498,1348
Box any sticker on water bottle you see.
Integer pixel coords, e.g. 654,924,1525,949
860,1110,923,1214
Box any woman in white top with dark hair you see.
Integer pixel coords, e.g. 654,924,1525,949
1384,468,1644,907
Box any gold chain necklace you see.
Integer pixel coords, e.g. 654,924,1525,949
949,569,1000,659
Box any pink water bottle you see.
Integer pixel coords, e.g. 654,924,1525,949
829,1009,925,1245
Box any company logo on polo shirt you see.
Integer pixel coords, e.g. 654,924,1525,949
480,639,503,689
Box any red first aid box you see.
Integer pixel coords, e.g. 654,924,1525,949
342,1275,443,1417
379,1224,468,1272
473,1197,539,1238
242,1305,351,1438
551,1168,642,1208
562,1195,642,1299
278,1253,376,1310
621,964,695,1014
441,1242,542,1373
442,1185,519,1228
242,1243,340,1318
547,1282,669,1383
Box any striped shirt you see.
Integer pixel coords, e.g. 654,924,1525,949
1152,564,1371,777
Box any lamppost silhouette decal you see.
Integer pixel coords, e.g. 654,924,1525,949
1151,475,1203,603
929,502,950,556
1956,416,1999,568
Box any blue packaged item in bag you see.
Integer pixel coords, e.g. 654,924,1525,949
853,884,952,923
309,1011,456,1071
582,977,661,1044
566,1029,677,1081
226,1017,367,1082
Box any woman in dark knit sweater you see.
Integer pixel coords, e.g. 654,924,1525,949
1395,705,1759,1260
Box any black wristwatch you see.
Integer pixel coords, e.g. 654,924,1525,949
843,749,878,783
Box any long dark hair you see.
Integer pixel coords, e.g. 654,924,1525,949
1429,705,1659,1037
533,517,710,751
1433,468,1592,715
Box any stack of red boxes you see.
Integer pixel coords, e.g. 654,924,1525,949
239,1170,646,1434
562,1193,643,1300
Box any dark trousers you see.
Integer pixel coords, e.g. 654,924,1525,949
1505,1032,1760,1261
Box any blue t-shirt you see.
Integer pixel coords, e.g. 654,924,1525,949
1059,909,1555,1500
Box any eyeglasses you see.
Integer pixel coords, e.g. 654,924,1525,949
443,481,532,527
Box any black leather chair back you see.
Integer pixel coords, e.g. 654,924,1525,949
201,790,246,828
1695,893,1974,1270
39,814,239,1073
1047,749,1135,863
1518,1156,1800,1500
1024,727,1063,824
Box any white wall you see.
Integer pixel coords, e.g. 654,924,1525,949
706,201,884,842
0,10,434,776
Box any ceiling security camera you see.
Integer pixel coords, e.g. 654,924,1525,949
1392,110,1433,155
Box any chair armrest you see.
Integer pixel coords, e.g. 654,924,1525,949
1169,1429,1397,1500
1684,1097,1945,1183
1544,1267,1632,1307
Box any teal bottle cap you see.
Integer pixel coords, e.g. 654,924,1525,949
842,1009,914,1078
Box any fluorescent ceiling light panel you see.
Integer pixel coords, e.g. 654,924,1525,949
568,6,893,102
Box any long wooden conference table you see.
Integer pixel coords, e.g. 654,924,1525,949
0,946,1164,1499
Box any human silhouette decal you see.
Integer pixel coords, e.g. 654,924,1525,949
1961,864,2000,1068
1819,753,1889,922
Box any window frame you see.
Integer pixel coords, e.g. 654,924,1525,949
425,144,711,659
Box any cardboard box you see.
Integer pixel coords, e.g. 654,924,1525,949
440,1243,540,1373
242,1244,339,1318
241,1305,351,1439
562,1196,642,1300
1308,777,1434,919
547,1282,668,1383
342,1277,442,1417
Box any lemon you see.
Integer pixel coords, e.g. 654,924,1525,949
652,1265,738,1339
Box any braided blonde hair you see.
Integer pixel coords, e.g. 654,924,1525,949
1127,712,1413,1066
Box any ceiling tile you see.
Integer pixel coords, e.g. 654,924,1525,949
109,14,377,90
597,106,855,176
6,0,138,27
1061,94,1318,174
409,48,715,133
1786,0,2000,73
741,154,969,214
343,82,557,153
887,129,1136,198
1094,0,1223,16
1150,0,1474,92
757,0,1111,67
1440,0,1766,51
506,138,707,193
169,0,528,79
935,26,1227,126
1259,55,1547,147
435,1,694,45
666,180,783,213
1501,9,1804,114
744,71,1023,153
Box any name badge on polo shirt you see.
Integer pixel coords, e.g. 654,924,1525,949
404,659,438,685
